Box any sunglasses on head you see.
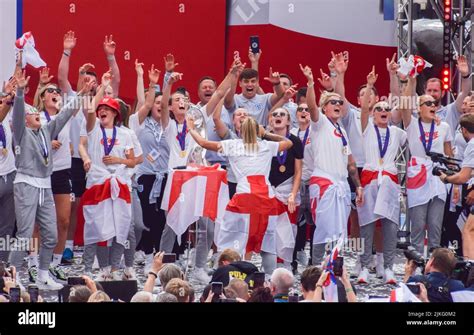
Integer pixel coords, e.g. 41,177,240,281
297,107,309,112
272,111,288,118
327,99,344,106
421,100,439,107
374,106,392,112
46,87,61,94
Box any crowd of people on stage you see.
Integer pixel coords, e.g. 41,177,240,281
0,30,473,302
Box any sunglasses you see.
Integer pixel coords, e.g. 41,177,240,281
297,107,309,112
421,100,439,107
327,99,344,106
45,87,61,94
272,111,288,118
374,106,392,112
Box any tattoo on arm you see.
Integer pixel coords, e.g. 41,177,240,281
348,161,361,188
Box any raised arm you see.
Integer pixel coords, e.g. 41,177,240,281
248,47,265,95
400,76,416,128
160,72,182,130
58,31,76,94
264,67,284,107
33,67,54,108
12,71,30,143
299,64,319,123
213,96,230,139
0,77,16,122
104,35,120,98
387,53,403,125
268,85,298,116
136,64,160,125
361,66,378,133
76,63,95,93
332,51,350,118
162,53,178,91
224,54,240,111
206,58,245,117
455,55,472,112
87,71,111,133
187,115,221,152
134,59,145,112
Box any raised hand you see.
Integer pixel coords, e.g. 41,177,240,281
299,64,314,83
63,31,77,50
367,66,378,86
39,67,54,86
78,77,95,96
386,53,399,75
15,70,30,89
168,72,183,85
283,84,298,101
456,55,470,77
135,59,144,76
317,68,332,91
3,77,17,95
263,67,280,85
101,69,113,87
148,64,161,85
331,51,349,74
103,35,116,56
79,63,95,75
248,47,262,63
164,53,179,72
230,57,245,76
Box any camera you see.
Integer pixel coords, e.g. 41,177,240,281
403,247,425,268
426,151,461,176
451,260,472,286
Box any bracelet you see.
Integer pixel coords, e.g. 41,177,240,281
307,82,315,89
345,287,353,293
63,51,71,57
462,73,471,79
400,79,408,84
330,71,337,78
148,271,157,279
326,88,334,93
316,284,323,289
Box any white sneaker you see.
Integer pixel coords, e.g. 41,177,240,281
96,267,111,281
110,270,122,281
368,254,376,272
123,267,137,280
193,267,211,284
357,267,370,284
384,268,397,285
36,276,64,291
296,250,308,266
351,256,362,278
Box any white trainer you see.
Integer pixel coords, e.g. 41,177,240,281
384,268,397,285
123,267,137,280
96,267,112,281
36,276,63,291
357,267,370,284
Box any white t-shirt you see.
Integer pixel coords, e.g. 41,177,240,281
0,114,16,176
40,111,72,172
121,125,143,177
462,138,474,168
341,105,366,167
405,116,453,157
163,119,197,170
290,126,313,182
438,102,461,139
231,93,273,126
362,121,407,173
219,139,279,183
454,130,467,160
311,114,352,180
65,90,85,159
86,119,134,174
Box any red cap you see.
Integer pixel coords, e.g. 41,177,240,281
96,97,121,121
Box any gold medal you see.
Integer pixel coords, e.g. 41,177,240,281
379,158,384,165
1,148,7,156
342,146,348,155
180,150,187,158
279,165,286,173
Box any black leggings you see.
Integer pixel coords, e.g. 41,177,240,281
136,174,168,255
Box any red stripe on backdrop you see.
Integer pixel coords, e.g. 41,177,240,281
22,0,227,104
225,24,396,104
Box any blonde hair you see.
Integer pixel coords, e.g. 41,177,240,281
241,117,259,153
164,278,192,303
218,248,242,267
87,290,111,303
318,91,342,111
35,84,59,112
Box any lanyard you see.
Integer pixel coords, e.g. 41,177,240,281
374,125,390,160
176,120,187,151
298,127,310,149
418,118,435,154
101,126,117,156
328,119,347,147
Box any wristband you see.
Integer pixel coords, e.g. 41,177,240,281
462,73,471,79
307,82,315,89
326,88,334,93
345,287,353,293
148,271,158,279
330,71,337,78
63,51,71,57
400,79,408,84
316,284,323,289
